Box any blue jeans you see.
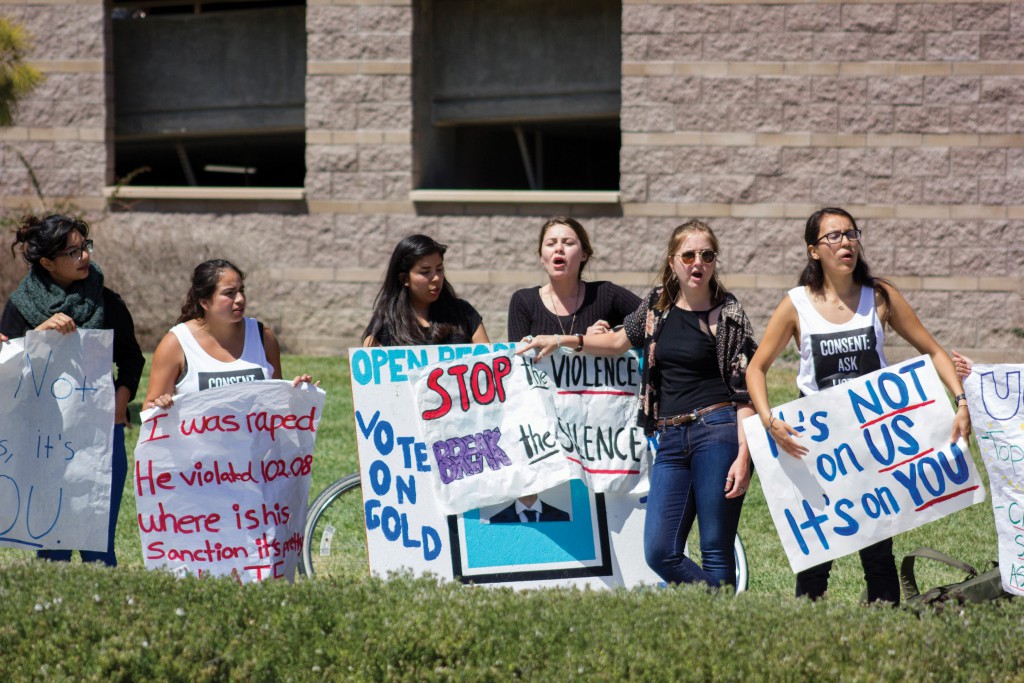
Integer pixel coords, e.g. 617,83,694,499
38,424,126,567
644,406,744,587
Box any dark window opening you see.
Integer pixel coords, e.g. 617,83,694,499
111,2,305,188
441,121,619,191
414,0,621,192
115,133,305,188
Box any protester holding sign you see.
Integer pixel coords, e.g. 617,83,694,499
1,214,144,566
144,259,314,410
505,217,642,513
519,220,758,589
363,234,489,347
745,207,971,603
507,216,640,342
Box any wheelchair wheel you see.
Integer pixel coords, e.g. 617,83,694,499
301,473,368,579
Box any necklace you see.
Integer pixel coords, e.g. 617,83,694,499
547,283,583,337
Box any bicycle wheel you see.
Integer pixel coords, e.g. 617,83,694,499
683,533,749,593
301,473,368,579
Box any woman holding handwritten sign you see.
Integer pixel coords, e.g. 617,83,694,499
518,220,758,589
363,234,489,347
745,207,971,603
1,214,144,566
144,259,314,410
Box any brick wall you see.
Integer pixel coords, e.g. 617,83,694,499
1,0,1021,359
620,0,1024,361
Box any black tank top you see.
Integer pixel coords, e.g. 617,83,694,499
655,308,731,416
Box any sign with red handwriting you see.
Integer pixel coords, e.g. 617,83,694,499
412,349,569,515
744,356,986,573
134,380,325,582
964,364,1024,596
348,342,659,589
0,330,115,552
531,349,651,494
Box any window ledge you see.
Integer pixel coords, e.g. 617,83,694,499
409,190,620,204
103,186,305,201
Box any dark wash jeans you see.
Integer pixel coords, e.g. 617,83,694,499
644,406,744,588
795,537,901,604
38,424,127,567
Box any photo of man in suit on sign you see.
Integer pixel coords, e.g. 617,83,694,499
488,493,570,524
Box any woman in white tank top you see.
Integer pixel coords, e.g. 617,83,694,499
144,260,314,409
745,208,971,604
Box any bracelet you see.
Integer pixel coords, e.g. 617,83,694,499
574,334,584,352
767,416,777,431
554,334,561,350
954,393,967,404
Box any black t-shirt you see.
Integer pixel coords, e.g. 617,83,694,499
655,308,731,416
506,281,641,341
364,298,483,347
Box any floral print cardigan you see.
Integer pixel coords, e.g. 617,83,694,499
623,287,758,436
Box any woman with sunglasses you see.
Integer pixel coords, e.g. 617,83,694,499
745,207,970,604
364,234,489,347
518,220,758,589
1,214,144,566
507,216,640,343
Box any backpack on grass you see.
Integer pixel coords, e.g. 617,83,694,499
899,547,1010,612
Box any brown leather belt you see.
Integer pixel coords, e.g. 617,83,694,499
656,402,734,430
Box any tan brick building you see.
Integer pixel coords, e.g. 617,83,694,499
1,0,1022,360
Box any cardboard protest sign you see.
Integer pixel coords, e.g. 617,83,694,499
0,330,115,552
412,349,569,514
348,343,660,589
964,364,1024,596
745,356,985,573
134,381,325,583
531,350,651,495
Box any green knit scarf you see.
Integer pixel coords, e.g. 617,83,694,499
10,262,105,329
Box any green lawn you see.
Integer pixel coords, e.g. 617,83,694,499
1,355,1015,682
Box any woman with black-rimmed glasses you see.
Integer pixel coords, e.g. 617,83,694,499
745,207,971,604
1,214,144,567
518,220,758,589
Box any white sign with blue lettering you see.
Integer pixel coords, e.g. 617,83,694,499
744,355,985,573
964,364,1024,595
349,343,659,588
0,330,115,552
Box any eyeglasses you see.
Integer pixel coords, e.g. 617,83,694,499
58,240,94,262
676,249,717,265
816,229,862,245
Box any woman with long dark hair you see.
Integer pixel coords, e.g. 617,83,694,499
507,216,640,342
144,259,313,410
745,207,971,604
518,220,758,589
363,234,488,346
1,214,144,566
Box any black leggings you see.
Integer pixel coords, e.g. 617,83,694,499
795,537,900,604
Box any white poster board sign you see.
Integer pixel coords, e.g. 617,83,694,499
0,330,115,552
745,356,986,573
964,364,1024,596
412,350,569,514
134,381,325,583
533,349,651,495
349,343,659,588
